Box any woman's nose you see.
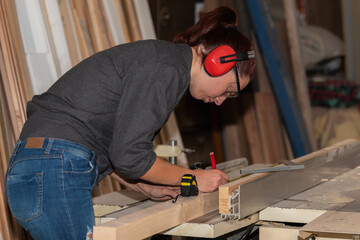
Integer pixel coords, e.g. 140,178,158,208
214,96,226,106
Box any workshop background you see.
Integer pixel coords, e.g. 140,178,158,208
0,0,359,239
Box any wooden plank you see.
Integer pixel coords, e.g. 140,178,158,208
0,48,20,140
132,0,156,40
3,0,33,102
14,0,60,94
283,0,315,150
164,211,258,238
240,93,264,164
42,0,72,74
0,163,12,240
0,75,15,172
219,139,359,216
221,100,250,162
112,0,131,43
121,0,141,41
254,92,287,164
260,225,299,240
72,8,91,59
93,192,218,240
301,211,360,235
85,0,111,52
0,0,26,137
100,0,129,45
210,105,224,164
58,0,82,66
245,0,312,157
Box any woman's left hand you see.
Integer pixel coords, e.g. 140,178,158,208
136,182,181,201
110,170,180,201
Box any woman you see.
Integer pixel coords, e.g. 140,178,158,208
5,6,256,240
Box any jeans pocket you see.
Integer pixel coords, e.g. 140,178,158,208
63,151,95,174
6,173,43,222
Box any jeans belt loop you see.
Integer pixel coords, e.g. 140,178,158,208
45,138,54,154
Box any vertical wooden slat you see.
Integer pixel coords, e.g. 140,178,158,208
85,0,111,52
240,93,264,164
283,0,315,150
121,0,142,41
254,92,287,164
3,0,32,102
72,8,91,59
58,0,82,66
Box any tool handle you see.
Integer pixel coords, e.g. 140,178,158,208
210,152,217,169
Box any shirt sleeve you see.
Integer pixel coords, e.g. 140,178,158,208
109,62,186,179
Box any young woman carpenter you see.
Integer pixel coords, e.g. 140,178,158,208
5,6,256,240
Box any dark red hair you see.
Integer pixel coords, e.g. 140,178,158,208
173,7,256,79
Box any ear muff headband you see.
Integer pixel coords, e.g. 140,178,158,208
204,45,255,77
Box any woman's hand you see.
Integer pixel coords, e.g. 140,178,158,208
110,170,180,201
136,182,180,201
193,169,229,192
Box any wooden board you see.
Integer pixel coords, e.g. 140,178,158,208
283,0,315,150
132,0,156,40
100,0,129,45
164,211,258,238
3,0,33,102
301,211,360,235
58,0,82,66
93,192,218,240
0,157,12,240
219,139,360,216
85,0,111,52
121,0,141,41
14,0,60,94
245,0,312,157
42,0,72,74
240,93,264,164
254,92,287,164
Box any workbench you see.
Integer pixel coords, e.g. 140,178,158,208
93,140,360,239
259,166,360,240
93,167,360,239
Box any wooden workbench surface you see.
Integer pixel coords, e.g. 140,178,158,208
260,166,360,235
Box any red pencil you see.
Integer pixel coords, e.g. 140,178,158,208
209,152,217,169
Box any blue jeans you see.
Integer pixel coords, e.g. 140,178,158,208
5,137,98,240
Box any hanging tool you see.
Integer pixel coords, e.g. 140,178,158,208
172,174,199,203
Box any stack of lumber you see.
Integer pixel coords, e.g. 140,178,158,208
0,0,32,239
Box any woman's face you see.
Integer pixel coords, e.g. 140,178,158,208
189,67,250,106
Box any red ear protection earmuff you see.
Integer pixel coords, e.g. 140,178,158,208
204,45,255,77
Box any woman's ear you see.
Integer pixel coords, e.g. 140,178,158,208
195,44,206,55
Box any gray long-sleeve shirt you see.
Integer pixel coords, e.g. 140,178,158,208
20,40,192,182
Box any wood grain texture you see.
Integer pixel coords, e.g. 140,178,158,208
93,192,218,240
283,0,315,150
254,92,287,164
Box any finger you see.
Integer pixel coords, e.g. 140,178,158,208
222,172,230,181
163,189,180,198
151,195,172,201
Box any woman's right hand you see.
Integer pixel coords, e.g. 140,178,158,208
193,169,229,192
